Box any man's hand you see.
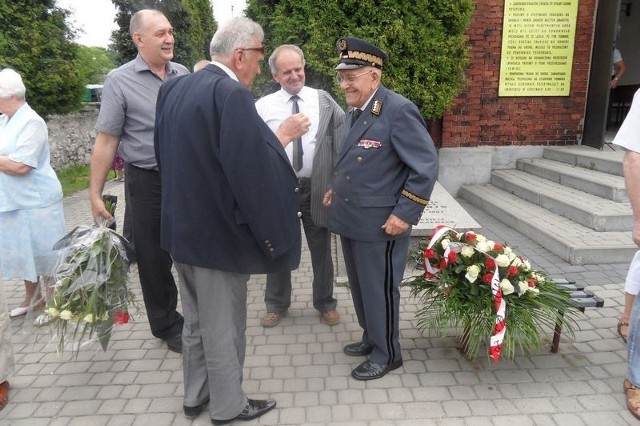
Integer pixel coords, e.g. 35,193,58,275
322,189,333,207
633,221,640,247
89,132,119,224
381,214,409,236
624,150,640,246
275,113,310,147
90,195,113,225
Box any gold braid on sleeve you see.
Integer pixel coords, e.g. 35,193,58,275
401,189,429,205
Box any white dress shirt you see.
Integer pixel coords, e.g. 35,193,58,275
255,86,320,178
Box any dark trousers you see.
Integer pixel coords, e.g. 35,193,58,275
121,164,135,263
125,164,183,339
340,236,409,365
265,178,336,313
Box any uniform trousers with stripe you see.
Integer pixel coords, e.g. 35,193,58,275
340,236,410,365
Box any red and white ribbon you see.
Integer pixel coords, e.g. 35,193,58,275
424,225,456,276
488,257,506,362
424,225,506,362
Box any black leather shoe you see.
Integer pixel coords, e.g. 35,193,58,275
343,341,374,356
184,399,209,419
165,333,183,354
351,359,403,381
211,399,276,424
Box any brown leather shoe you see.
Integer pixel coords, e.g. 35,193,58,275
0,381,8,411
261,312,285,327
321,309,340,326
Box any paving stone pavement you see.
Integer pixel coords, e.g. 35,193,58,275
0,181,637,425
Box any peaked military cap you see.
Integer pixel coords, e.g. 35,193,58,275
335,37,388,70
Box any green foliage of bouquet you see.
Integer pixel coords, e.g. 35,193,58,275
406,226,579,361
36,195,136,356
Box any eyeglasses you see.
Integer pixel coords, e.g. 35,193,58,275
336,70,373,84
239,46,265,55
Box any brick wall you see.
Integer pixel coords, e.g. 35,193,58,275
441,0,596,147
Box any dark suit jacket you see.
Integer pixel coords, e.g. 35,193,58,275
328,85,438,242
154,64,301,274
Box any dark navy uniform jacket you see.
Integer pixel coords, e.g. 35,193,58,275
328,85,438,241
154,64,301,274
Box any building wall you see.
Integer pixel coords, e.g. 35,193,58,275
441,0,596,147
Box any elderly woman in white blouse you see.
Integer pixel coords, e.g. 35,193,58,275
0,68,66,319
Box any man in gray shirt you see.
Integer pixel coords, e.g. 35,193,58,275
89,9,189,353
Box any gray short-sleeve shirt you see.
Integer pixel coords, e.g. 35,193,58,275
94,54,189,170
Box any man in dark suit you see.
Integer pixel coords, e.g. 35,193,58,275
255,45,345,328
154,17,309,424
323,37,439,381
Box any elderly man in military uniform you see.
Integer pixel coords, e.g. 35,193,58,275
323,37,438,381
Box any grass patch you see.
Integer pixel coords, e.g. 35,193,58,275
56,164,100,196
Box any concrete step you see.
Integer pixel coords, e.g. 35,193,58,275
542,146,624,176
491,169,632,231
516,158,628,202
459,183,635,265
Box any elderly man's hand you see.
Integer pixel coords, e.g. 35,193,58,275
322,189,333,208
276,113,310,147
381,214,409,236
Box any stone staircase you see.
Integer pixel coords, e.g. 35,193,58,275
459,146,636,265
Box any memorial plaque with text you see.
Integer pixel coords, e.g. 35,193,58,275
499,0,579,97
412,183,479,236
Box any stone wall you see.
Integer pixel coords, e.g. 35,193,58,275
47,104,99,171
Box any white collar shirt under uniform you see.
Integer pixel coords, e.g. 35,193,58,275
352,89,377,117
255,86,319,178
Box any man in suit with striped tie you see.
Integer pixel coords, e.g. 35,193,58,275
256,45,346,328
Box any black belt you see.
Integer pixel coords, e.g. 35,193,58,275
128,164,159,174
298,177,311,185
